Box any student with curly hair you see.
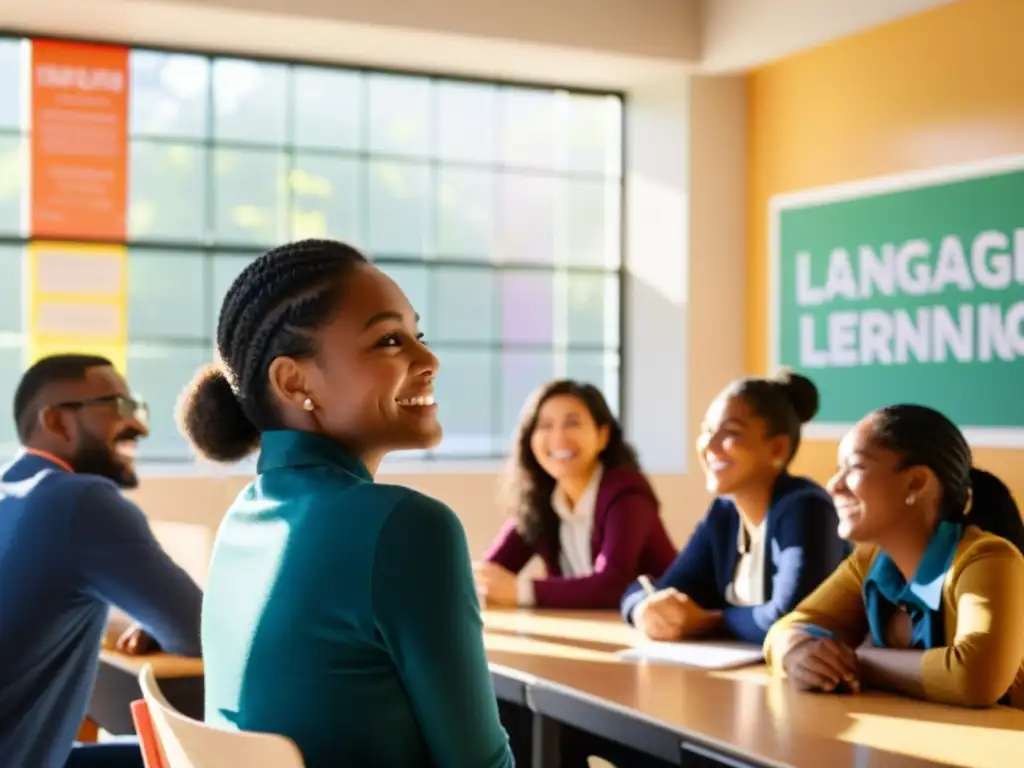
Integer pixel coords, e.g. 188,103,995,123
475,380,675,609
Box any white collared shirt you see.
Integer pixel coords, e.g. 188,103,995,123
725,517,767,607
517,465,604,606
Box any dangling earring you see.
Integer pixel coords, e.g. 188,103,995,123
303,397,315,412
904,494,916,506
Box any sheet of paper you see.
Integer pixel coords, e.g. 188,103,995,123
617,641,764,669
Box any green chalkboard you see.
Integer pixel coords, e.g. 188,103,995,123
769,156,1024,447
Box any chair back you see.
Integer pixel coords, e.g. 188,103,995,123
138,664,305,768
130,699,168,768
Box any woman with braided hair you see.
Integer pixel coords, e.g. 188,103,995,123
765,404,1024,709
177,239,513,767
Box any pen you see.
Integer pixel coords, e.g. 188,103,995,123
638,575,656,596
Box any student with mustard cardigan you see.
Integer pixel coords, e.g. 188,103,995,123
765,404,1024,708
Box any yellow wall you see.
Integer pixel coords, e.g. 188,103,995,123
747,0,1024,497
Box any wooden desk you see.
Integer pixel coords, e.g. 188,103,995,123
90,614,1024,766
91,650,204,735
98,650,205,678
482,609,1024,768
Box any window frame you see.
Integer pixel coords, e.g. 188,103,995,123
0,31,627,466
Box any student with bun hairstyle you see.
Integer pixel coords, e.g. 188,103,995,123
177,239,512,768
621,370,846,644
765,404,1024,709
476,379,675,609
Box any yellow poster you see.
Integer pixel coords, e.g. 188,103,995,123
26,242,127,373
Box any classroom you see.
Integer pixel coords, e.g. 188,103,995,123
1,0,1024,766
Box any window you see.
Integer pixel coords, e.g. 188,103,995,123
0,36,624,464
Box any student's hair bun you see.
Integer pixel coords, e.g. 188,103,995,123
771,368,819,424
176,364,260,463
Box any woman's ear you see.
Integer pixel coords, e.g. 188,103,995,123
767,434,791,468
904,465,933,502
596,424,611,453
267,356,317,414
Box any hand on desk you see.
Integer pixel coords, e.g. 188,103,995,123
115,624,161,655
782,635,860,694
634,589,717,641
472,561,517,607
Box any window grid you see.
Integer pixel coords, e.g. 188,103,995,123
0,34,625,463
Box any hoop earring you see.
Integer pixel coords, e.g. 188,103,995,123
303,397,315,412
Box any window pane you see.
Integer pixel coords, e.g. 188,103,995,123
436,81,496,163
501,271,554,345
129,141,207,242
368,161,433,256
433,348,495,457
497,174,561,264
500,88,563,170
0,134,27,236
293,66,362,151
501,350,554,438
437,168,494,260
213,59,288,144
211,253,258,325
567,94,622,177
378,262,429,336
290,154,362,245
566,180,620,268
367,74,432,157
0,39,26,130
567,273,619,347
0,245,24,332
0,343,23,457
566,351,620,415
128,250,207,340
129,50,209,139
214,149,287,247
433,267,495,343
128,343,211,461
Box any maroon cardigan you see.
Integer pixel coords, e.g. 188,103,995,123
483,467,677,609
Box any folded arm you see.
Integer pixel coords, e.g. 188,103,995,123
763,550,871,673
483,519,536,575
621,507,718,624
73,483,203,657
864,541,1024,707
374,493,514,768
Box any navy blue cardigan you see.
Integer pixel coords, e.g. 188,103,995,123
620,474,847,644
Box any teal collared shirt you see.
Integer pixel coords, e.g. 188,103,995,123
863,521,962,649
202,430,513,768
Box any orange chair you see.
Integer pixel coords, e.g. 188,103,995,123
130,699,168,768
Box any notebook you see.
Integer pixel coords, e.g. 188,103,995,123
617,640,764,670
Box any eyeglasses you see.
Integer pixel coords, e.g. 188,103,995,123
54,394,149,424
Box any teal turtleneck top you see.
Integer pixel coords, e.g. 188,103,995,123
202,430,513,768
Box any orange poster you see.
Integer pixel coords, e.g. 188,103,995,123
30,39,129,241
